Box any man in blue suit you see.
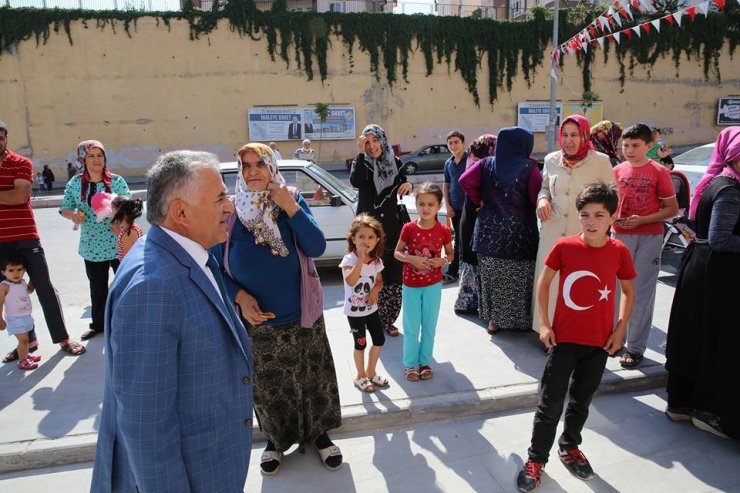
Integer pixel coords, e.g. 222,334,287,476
91,151,254,492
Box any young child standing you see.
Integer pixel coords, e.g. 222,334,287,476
0,255,42,370
340,213,390,393
110,195,144,261
614,123,678,368
516,183,636,492
394,183,453,381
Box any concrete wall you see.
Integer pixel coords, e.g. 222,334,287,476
0,16,738,178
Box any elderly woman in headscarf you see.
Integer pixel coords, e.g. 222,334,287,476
453,134,497,315
590,120,623,167
533,115,614,333
350,124,412,337
212,143,342,474
665,126,740,440
59,140,130,341
459,127,542,333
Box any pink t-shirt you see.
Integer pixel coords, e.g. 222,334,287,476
613,159,675,235
545,235,636,347
400,220,452,288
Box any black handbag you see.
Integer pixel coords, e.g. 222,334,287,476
397,202,411,224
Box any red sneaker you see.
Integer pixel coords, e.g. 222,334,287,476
517,459,544,492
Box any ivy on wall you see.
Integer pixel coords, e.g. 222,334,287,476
0,1,737,106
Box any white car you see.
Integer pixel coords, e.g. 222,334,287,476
673,143,714,192
220,160,442,267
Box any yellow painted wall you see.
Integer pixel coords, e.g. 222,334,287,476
0,16,738,178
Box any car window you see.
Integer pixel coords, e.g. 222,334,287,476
418,147,430,156
305,164,358,203
673,145,713,167
441,145,450,153
222,171,238,195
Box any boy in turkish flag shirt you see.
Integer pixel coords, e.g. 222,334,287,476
517,182,636,492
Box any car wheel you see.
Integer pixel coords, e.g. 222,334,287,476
405,162,417,174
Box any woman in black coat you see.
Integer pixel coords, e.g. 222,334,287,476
350,124,412,336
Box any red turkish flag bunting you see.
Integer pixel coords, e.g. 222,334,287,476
640,22,651,33
664,14,675,26
713,0,725,10
623,28,632,40
687,6,697,20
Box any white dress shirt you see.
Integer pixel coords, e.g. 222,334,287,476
161,227,223,302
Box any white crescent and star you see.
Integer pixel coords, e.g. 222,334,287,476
562,270,611,311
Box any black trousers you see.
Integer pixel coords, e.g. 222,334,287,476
527,343,608,463
448,208,462,276
348,311,385,350
0,239,68,344
85,259,119,332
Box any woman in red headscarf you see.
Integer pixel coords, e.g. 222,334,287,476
531,116,614,334
59,140,130,341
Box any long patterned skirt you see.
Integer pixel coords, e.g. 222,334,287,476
378,282,402,330
247,315,342,452
454,261,480,314
478,255,535,331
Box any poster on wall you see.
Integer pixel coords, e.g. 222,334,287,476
563,102,603,125
517,102,562,133
248,107,356,141
717,97,740,125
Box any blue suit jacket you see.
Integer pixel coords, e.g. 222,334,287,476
91,225,254,493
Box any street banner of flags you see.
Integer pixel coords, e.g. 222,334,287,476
551,0,735,76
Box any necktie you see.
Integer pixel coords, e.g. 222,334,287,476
205,254,231,310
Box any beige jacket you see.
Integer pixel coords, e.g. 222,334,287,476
532,149,614,332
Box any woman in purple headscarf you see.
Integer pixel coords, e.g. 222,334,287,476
665,126,740,440
453,134,496,314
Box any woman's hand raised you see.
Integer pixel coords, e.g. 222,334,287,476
268,183,301,217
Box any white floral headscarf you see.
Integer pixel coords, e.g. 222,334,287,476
361,124,398,195
234,143,289,257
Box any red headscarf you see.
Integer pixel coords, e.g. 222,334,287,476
77,140,112,203
558,115,593,167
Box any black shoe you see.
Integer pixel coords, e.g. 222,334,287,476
558,448,594,480
516,459,544,492
692,410,730,439
665,406,693,422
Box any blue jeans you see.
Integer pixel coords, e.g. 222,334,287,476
402,283,442,368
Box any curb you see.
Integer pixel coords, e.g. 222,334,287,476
0,364,666,474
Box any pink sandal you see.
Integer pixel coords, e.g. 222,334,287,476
17,358,39,370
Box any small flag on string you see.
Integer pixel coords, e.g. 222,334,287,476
632,25,642,37
687,6,697,21
614,31,621,44
623,28,632,40
665,14,675,26
613,14,622,27
673,10,683,26
641,22,651,33
651,19,661,32
696,1,709,16
713,0,725,10
597,37,605,48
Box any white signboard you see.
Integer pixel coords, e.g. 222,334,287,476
249,107,356,141
517,102,562,133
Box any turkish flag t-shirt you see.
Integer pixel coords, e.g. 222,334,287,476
545,235,636,347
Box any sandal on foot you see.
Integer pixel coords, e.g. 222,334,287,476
353,377,375,393
260,450,283,476
368,374,390,387
384,325,400,337
3,345,38,363
317,445,343,471
26,354,42,363
619,352,643,369
60,341,86,356
17,358,39,370
80,329,100,341
487,322,499,335
404,367,420,381
419,365,434,380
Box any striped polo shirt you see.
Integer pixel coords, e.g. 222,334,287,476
0,149,39,242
